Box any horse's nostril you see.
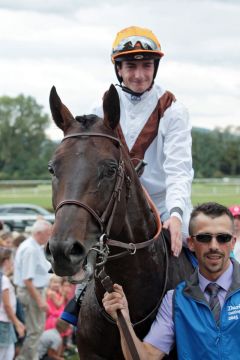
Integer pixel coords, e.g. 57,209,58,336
69,242,85,257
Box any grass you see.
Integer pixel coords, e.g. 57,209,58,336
0,185,53,210
192,182,240,206
65,354,79,360
63,347,79,360
0,181,240,209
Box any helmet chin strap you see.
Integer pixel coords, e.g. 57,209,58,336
116,83,153,98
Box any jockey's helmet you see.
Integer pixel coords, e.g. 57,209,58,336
111,26,164,83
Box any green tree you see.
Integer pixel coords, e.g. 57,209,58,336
219,128,240,176
192,128,220,177
192,127,240,178
0,94,57,179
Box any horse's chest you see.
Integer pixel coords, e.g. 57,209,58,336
76,286,124,359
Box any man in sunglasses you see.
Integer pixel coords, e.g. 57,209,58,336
92,25,193,258
103,202,240,359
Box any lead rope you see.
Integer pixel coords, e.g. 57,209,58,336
98,269,141,360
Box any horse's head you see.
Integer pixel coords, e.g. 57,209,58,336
46,85,133,280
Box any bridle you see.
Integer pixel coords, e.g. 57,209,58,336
54,131,168,360
55,132,162,264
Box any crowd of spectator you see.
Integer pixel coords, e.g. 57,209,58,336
1,204,240,359
0,219,77,360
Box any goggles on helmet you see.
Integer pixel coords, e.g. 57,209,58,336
112,36,161,55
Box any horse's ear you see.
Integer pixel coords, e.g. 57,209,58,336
49,86,75,131
103,84,120,130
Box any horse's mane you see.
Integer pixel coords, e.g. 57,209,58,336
75,114,98,129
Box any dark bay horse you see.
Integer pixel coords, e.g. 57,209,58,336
46,84,193,359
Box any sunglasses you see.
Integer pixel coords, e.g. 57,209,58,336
192,233,233,244
113,36,160,53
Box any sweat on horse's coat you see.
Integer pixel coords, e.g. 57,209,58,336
46,84,193,360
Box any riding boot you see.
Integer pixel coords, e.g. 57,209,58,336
61,282,88,326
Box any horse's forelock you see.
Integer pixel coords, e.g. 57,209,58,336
75,114,98,129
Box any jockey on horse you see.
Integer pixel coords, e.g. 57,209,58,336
61,25,193,325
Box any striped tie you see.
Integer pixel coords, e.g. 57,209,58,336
206,283,221,325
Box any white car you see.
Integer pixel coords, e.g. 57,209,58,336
0,203,55,232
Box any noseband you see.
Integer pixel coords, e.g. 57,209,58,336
55,132,126,237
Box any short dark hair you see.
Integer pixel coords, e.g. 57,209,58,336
189,202,234,236
13,234,26,248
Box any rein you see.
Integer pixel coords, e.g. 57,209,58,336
105,184,162,259
98,230,169,328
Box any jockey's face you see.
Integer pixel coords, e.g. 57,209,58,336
188,213,235,281
117,59,154,93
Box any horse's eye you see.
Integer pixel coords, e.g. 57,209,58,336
98,161,118,183
105,166,116,178
48,161,55,175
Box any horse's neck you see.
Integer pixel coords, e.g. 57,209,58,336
121,181,157,243
95,170,165,321
98,184,165,321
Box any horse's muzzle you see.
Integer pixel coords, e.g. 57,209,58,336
45,237,86,276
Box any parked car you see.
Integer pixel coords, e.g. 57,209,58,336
0,203,55,232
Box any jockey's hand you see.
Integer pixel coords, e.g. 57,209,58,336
102,284,130,323
163,216,182,257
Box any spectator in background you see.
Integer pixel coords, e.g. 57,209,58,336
45,275,65,330
229,205,240,262
12,233,26,258
59,279,75,350
0,231,14,249
61,279,75,305
12,232,26,249
0,247,25,360
0,222,5,247
14,220,52,360
38,318,70,360
5,232,27,357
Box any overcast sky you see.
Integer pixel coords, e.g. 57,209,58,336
0,0,239,140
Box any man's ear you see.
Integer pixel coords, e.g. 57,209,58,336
116,64,121,77
187,236,195,252
231,236,237,251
